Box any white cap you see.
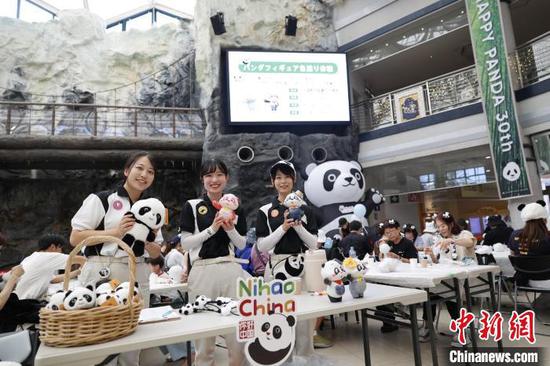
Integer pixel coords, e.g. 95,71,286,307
519,200,548,222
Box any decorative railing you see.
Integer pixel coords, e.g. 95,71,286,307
353,31,550,133
512,31,550,88
352,65,481,132
0,102,205,138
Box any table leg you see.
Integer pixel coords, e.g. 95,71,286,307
463,278,478,352
361,309,371,366
488,272,504,352
409,304,422,366
424,289,439,366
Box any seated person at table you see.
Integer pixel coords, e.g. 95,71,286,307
483,215,513,246
375,219,418,333
422,212,476,346
15,234,85,301
339,220,373,259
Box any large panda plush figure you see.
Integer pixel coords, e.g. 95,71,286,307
246,313,296,366
303,160,384,239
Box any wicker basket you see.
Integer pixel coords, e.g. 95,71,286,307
39,235,143,347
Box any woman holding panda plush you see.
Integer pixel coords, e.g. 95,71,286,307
70,152,163,307
255,160,319,358
178,159,248,366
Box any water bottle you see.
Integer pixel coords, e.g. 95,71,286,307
349,246,357,258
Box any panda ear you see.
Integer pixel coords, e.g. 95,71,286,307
517,204,526,211
286,315,296,327
134,281,139,288
86,284,95,292
321,263,325,268
305,163,317,178
536,200,546,207
64,290,73,299
351,160,362,171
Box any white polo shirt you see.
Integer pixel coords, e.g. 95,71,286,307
71,186,163,257
14,251,69,300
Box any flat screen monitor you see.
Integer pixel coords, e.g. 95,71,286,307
225,50,351,125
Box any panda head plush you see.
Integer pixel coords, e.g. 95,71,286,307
95,280,120,307
131,198,165,230
246,313,296,366
342,257,367,279
114,281,141,305
304,160,365,207
321,259,346,282
46,290,66,310
272,254,305,281
63,285,96,310
518,200,548,222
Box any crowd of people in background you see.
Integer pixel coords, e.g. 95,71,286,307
0,153,549,365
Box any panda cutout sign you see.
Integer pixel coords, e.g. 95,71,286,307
303,160,384,239
237,277,298,366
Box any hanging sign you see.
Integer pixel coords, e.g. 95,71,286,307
465,0,531,198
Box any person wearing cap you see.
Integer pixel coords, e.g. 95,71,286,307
420,220,437,248
256,160,319,357
374,219,418,333
482,215,513,246
178,159,248,366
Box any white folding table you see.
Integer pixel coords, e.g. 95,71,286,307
35,283,426,366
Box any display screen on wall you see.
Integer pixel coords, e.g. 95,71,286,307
225,50,351,125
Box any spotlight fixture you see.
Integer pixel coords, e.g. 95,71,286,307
285,15,297,36
210,12,226,35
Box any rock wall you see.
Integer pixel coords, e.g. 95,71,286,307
0,168,200,265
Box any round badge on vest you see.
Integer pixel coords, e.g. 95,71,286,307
271,209,279,218
113,200,123,210
99,267,111,279
198,206,208,215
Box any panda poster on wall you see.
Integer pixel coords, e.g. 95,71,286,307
236,277,298,366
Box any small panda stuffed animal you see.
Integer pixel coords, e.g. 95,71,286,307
193,295,211,310
179,303,197,316
96,279,120,307
321,260,347,302
120,198,165,257
212,194,239,223
46,290,66,310
63,285,97,310
271,254,305,281
114,281,141,305
342,257,367,298
283,191,306,222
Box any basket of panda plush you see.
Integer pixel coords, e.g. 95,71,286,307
39,235,143,347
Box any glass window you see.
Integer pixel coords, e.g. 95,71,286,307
20,1,53,22
125,12,153,31
0,0,17,17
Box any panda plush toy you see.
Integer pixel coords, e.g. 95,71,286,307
120,198,165,257
271,254,305,281
63,284,97,310
342,257,367,298
46,290,66,310
283,191,306,222
114,281,141,305
321,259,347,302
303,160,384,239
246,313,296,366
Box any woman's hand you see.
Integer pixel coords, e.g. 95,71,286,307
282,211,295,232
117,214,135,238
221,219,235,231
438,238,454,251
211,213,224,232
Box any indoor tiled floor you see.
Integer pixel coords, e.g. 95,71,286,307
141,295,550,365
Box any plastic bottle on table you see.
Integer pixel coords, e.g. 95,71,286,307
349,246,357,258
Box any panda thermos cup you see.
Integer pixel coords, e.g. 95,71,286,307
304,249,327,292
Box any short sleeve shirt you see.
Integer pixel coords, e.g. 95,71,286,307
255,196,318,255
14,252,69,300
178,194,247,259
390,238,418,259
71,186,163,257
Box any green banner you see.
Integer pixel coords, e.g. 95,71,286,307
465,0,531,198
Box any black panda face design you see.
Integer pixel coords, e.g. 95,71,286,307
350,168,364,190
323,169,341,191
139,206,151,215
156,213,162,225
323,168,364,192
246,314,296,366
285,255,304,277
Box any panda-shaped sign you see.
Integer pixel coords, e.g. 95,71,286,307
303,160,384,239
246,313,296,366
271,254,305,281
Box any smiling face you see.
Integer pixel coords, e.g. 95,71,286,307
202,167,228,196
124,156,155,193
436,219,451,237
272,170,295,197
